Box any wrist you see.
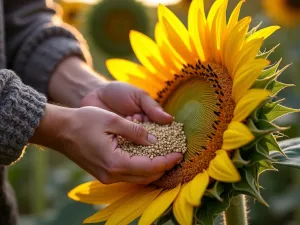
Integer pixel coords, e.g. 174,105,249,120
29,103,75,151
49,57,107,107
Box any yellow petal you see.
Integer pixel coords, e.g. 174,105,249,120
158,4,195,64
106,59,163,98
227,0,245,30
173,184,193,225
232,38,264,75
224,17,251,74
232,59,269,102
155,23,182,74
222,121,255,150
221,0,245,64
247,26,280,42
188,0,207,61
233,89,270,122
106,187,162,225
207,0,224,29
208,150,241,182
139,184,181,225
68,181,142,204
130,30,172,79
83,189,138,224
184,170,209,206
211,1,227,63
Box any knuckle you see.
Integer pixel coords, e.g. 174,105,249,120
106,114,120,126
132,124,145,138
98,173,113,184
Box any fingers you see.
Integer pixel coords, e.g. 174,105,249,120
107,115,157,145
106,147,183,176
139,92,173,124
126,114,150,122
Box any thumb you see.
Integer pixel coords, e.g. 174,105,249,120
107,116,157,145
139,92,173,124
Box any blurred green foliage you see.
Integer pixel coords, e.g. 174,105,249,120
8,0,300,224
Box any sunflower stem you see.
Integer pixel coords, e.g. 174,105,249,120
224,195,248,225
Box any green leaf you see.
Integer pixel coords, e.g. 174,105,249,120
195,192,232,225
205,182,224,202
232,149,250,168
232,166,268,206
260,101,299,122
270,141,300,169
256,44,280,59
279,137,300,149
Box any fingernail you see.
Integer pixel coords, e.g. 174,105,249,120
157,107,171,116
148,134,158,144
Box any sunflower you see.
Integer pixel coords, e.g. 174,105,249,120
68,0,298,224
262,0,300,27
58,0,91,29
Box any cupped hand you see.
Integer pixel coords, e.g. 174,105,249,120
59,106,182,184
80,81,172,124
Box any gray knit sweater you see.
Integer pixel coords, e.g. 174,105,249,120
0,0,91,224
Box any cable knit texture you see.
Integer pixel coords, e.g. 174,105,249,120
0,70,46,165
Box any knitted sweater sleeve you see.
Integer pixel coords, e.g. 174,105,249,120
0,70,46,166
4,0,92,95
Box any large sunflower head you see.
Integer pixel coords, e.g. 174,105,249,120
262,0,300,27
69,0,300,224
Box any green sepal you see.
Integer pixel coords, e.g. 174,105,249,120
267,80,294,96
232,166,268,206
248,141,273,163
261,102,299,122
247,119,286,138
232,149,250,168
264,134,285,155
273,132,288,139
253,62,281,90
247,22,262,38
256,44,280,59
205,182,224,202
256,160,277,176
259,59,282,79
195,191,232,225
250,97,274,122
270,138,300,169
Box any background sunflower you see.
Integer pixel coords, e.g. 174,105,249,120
262,0,300,27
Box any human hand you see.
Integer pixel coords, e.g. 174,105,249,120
30,104,182,184
81,81,173,124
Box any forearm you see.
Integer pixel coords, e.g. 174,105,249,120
5,0,91,95
49,57,107,107
29,104,73,150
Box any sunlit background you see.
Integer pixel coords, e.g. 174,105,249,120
8,0,300,225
